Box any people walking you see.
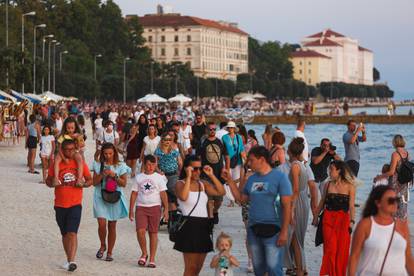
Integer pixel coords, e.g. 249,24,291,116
348,185,414,276
270,131,286,168
26,114,41,174
124,124,140,177
343,120,367,177
92,143,130,262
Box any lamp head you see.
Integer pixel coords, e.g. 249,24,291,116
37,24,46,28
24,11,36,16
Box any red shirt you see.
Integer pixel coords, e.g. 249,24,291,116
48,159,91,208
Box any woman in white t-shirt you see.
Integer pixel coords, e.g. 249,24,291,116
140,124,161,160
94,120,119,161
179,120,192,156
94,114,103,140
40,125,55,183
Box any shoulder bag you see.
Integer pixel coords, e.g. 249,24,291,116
100,163,121,204
379,220,396,276
315,182,330,246
169,181,201,242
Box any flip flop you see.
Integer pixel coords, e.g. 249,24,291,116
105,255,113,262
138,255,148,266
147,262,156,268
96,249,105,259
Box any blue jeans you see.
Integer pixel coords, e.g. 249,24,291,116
247,226,285,276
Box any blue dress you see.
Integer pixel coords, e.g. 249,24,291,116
92,161,131,221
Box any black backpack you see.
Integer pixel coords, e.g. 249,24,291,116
397,151,414,184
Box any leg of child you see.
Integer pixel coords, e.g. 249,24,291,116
74,152,84,185
41,156,48,183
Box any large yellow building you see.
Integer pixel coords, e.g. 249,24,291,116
128,7,249,80
290,49,332,86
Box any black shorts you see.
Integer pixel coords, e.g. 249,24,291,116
27,136,37,149
54,205,82,235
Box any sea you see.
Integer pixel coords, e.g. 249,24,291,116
247,121,414,205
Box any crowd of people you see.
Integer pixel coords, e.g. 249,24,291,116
12,99,414,275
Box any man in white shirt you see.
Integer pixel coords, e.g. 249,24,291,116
294,119,309,162
129,155,169,267
108,107,119,126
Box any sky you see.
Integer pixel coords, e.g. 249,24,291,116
114,0,414,99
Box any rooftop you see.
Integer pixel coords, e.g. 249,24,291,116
290,49,331,59
307,29,346,38
303,38,342,47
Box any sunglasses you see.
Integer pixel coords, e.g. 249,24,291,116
192,166,202,171
387,196,400,205
209,128,216,131
162,138,172,141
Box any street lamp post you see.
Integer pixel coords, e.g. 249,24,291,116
123,57,130,104
5,0,9,87
33,24,46,94
21,11,36,93
48,40,57,91
59,50,68,71
53,42,61,93
42,34,54,93
94,54,102,81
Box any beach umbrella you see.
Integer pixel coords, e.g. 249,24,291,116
137,93,167,103
168,94,192,103
233,92,251,99
237,94,257,102
0,90,18,103
253,92,267,99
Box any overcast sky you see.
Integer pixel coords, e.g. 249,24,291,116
114,0,413,99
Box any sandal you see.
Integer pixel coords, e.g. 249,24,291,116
105,255,113,262
96,248,105,259
138,255,148,266
147,262,156,268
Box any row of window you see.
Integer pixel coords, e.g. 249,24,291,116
299,61,312,66
299,77,312,84
147,35,192,43
201,35,247,49
148,28,192,32
299,69,312,74
152,47,192,56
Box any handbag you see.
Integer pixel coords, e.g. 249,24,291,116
379,220,396,276
315,182,330,247
169,181,201,242
100,163,121,204
251,223,280,238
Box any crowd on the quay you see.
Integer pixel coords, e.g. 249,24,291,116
15,100,414,276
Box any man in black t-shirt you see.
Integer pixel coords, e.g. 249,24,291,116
198,121,227,224
192,113,207,155
310,138,341,193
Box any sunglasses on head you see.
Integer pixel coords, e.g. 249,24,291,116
387,196,400,205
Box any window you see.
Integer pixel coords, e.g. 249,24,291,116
187,28,191,31
161,48,166,56
174,48,179,56
161,28,165,31
299,69,302,74
299,61,302,65
308,61,311,65
174,35,179,42
186,48,191,56
308,79,312,84
186,61,191,68
308,69,311,74
161,35,165,42
148,36,152,42
229,64,234,71
174,28,179,31
148,29,152,32
187,35,191,42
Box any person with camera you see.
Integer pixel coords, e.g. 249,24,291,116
343,120,367,177
310,138,341,194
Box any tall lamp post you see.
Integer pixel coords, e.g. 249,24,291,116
48,39,57,91
5,0,9,87
59,50,68,71
123,57,130,104
53,42,61,93
42,34,54,93
22,11,36,93
33,24,46,94
94,54,102,81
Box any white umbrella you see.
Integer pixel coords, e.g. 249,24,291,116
137,93,167,103
237,94,257,102
233,92,251,99
253,92,267,99
0,90,18,103
168,94,192,103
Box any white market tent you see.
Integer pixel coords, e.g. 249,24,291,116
11,90,32,102
0,90,18,103
137,93,167,103
237,94,257,102
25,93,47,104
168,93,192,103
253,92,267,99
41,91,66,102
233,92,252,99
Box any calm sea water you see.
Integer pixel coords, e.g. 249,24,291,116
318,105,414,115
247,123,414,204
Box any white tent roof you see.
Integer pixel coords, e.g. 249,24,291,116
253,92,267,99
233,92,252,99
237,94,257,102
168,93,192,103
41,91,66,102
137,93,167,103
25,93,47,104
0,90,18,103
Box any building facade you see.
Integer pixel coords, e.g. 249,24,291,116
290,49,332,86
130,10,249,80
293,29,373,85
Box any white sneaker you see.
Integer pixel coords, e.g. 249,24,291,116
247,259,254,273
61,262,70,270
68,262,77,272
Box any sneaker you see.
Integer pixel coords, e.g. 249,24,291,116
247,258,254,273
61,262,70,270
68,262,77,272
213,212,219,225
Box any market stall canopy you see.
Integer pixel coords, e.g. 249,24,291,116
66,96,79,101
0,99,11,104
253,92,267,99
233,92,252,99
168,94,192,103
0,90,18,103
137,93,167,103
25,93,47,104
41,91,66,102
11,90,33,103
237,94,257,102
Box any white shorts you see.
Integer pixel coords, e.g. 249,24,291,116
230,165,241,181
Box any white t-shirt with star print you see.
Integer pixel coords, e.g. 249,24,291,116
132,172,168,207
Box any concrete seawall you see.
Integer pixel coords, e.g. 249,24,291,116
205,115,414,124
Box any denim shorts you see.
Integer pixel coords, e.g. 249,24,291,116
54,205,82,235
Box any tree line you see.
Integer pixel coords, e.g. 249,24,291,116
0,1,393,100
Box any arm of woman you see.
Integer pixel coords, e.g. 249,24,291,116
375,152,398,181
177,155,183,173
348,218,370,276
401,220,414,275
349,184,356,229
312,182,329,226
203,166,225,197
308,179,319,218
221,169,249,204
291,163,300,204
175,171,192,201
140,142,147,162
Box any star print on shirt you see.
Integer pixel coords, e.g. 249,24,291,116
144,183,152,191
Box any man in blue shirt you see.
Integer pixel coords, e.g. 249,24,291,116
224,146,292,276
